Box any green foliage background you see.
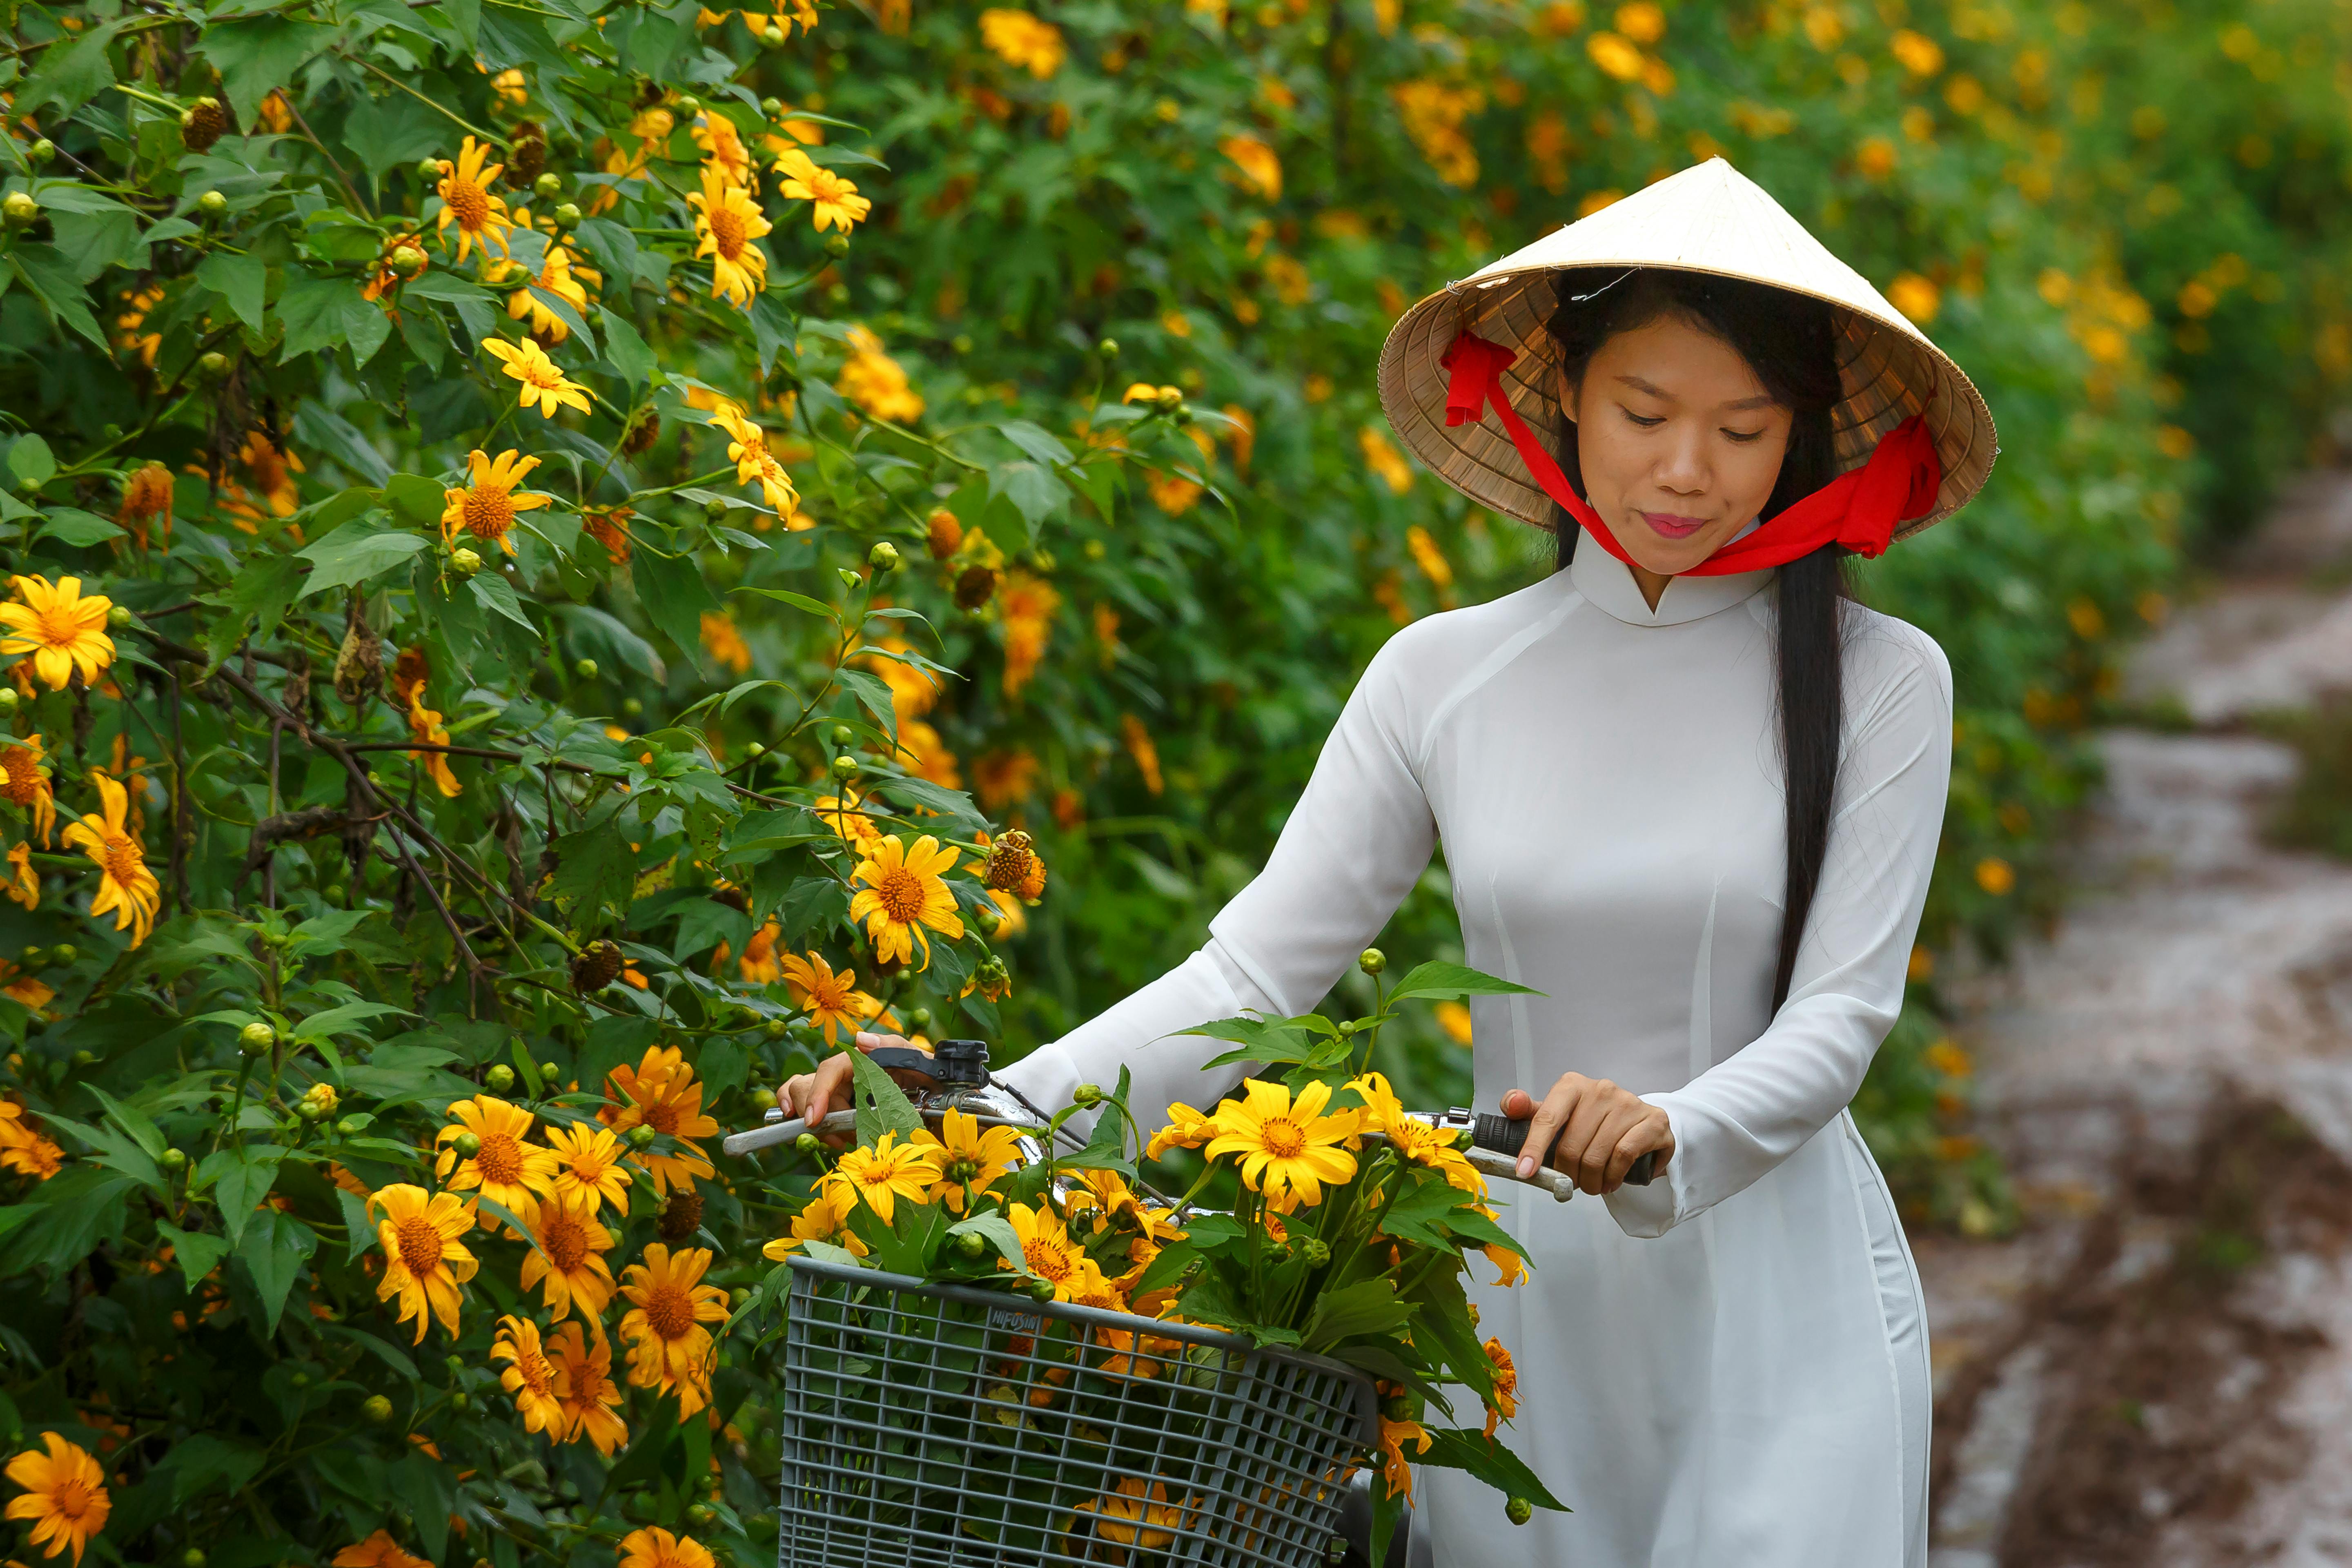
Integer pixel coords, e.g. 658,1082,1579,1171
0,0,2348,1560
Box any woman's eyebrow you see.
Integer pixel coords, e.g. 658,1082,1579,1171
1612,373,1779,412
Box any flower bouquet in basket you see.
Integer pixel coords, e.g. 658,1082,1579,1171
741,950,1565,1566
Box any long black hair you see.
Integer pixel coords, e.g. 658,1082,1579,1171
1541,267,1849,1010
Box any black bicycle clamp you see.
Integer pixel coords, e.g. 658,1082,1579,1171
863,1037,991,1091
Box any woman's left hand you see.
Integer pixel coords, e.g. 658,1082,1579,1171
1501,1075,1675,1196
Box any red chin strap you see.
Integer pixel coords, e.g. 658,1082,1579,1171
1439,330,1943,577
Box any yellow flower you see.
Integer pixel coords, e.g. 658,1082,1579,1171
835,325,924,421
912,1108,1024,1214
1007,1200,1107,1302
997,570,1059,697
440,447,551,557
699,610,753,675
1347,1071,1483,1195
762,1183,871,1258
689,164,773,306
541,1120,633,1213
813,789,887,854
1360,426,1415,493
827,1130,944,1226
773,146,871,232
1077,1477,1197,1551
776,950,884,1044
492,1313,570,1435
1204,1079,1361,1207
0,1102,63,1179
848,834,966,969
0,956,53,1008
521,1187,618,1322
714,407,802,515
483,336,592,419
1976,857,2016,896
1144,1101,1221,1162
1377,1412,1432,1503
434,1094,558,1224
491,233,600,342
618,1526,717,1568
0,735,57,846
60,774,159,948
1482,1336,1520,1438
548,1320,628,1454
1219,134,1281,199
617,1242,728,1417
979,8,1065,76
1434,1000,1473,1045
3,844,33,912
434,136,514,263
692,110,758,190
332,1530,432,1568
597,1046,719,1196
736,916,783,983
488,66,528,105
4,1432,108,1565
116,461,174,550
367,1184,479,1342
405,695,462,798
1120,713,1162,796
1483,1238,1526,1287
1886,271,1940,325
0,576,114,692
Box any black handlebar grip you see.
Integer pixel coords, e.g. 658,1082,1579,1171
1471,1112,1655,1187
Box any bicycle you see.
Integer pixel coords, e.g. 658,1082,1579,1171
726,1040,1641,1566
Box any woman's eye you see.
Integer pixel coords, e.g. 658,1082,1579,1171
1722,428,1765,443
1621,409,1664,428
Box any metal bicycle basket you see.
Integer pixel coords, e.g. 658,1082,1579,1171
780,1255,1381,1567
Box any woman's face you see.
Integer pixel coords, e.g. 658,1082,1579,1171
1558,310,1796,577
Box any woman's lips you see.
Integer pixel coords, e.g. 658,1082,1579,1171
1637,509,1708,541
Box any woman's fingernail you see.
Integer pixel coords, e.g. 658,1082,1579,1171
1517,1156,1534,1179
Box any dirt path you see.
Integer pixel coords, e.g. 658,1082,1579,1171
1920,470,2352,1568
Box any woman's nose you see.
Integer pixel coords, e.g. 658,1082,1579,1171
1654,430,1711,494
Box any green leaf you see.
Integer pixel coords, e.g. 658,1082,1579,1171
293,1000,412,1041
154,1222,230,1293
237,1210,318,1338
6,435,55,488
601,307,657,387
214,553,308,646
1059,1065,1135,1176
1171,1268,1250,1332
83,1083,166,1160
383,472,448,529
1386,961,1546,1002
468,570,537,633
198,17,336,128
35,508,124,547
996,420,1074,466
14,19,123,118
849,1047,926,1147
51,208,141,281
320,1323,419,1381
6,245,107,347
156,1434,267,1508
297,526,428,597
947,1210,1027,1277
1300,1277,1414,1353
632,547,724,663
337,1187,378,1262
1420,1428,1570,1513
989,459,1071,529
195,249,267,334
277,273,390,368
207,1145,288,1248
733,586,840,621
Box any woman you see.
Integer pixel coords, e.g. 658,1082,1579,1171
782,158,1996,1567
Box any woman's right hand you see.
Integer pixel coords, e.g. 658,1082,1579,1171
777,1031,913,1143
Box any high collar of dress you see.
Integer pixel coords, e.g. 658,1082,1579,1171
1566,520,1777,628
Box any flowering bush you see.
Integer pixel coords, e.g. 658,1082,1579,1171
756,951,1556,1562
2,0,2348,1558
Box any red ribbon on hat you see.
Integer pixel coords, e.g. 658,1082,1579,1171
1439,329,1943,577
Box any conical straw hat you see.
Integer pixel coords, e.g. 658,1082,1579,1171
1376,156,1997,538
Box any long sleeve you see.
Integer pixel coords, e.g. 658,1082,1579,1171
996,633,1440,1137
1607,626,1954,1238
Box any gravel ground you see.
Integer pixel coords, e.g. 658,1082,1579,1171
1920,470,2352,1568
